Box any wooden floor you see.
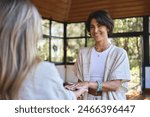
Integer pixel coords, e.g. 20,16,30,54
127,91,150,100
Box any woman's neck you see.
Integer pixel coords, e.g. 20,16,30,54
95,41,110,52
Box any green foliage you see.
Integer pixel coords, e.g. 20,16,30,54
51,38,64,62
111,37,141,69
67,23,85,37
113,17,143,33
130,66,140,83
51,21,64,37
42,19,49,35
128,66,140,90
37,39,49,61
67,39,85,62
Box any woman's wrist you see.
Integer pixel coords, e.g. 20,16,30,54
96,81,102,92
87,81,97,89
86,81,90,88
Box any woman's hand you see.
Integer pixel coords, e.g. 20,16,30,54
76,81,89,88
64,82,77,91
72,86,88,99
64,81,89,91
64,82,88,99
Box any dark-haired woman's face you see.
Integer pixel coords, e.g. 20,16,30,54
90,18,109,43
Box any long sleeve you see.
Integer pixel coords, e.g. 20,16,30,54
19,62,76,100
102,45,131,100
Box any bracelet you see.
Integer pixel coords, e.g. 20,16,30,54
96,81,102,92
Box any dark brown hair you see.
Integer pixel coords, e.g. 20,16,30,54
86,10,114,34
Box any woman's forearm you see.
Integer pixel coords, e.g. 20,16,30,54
88,80,122,92
102,80,122,91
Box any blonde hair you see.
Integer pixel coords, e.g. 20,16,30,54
0,0,42,99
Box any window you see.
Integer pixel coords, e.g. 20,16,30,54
39,19,50,61
67,38,85,63
111,37,142,91
87,38,94,47
42,19,49,36
38,37,49,61
66,23,86,63
113,17,143,33
51,21,64,63
51,38,64,63
51,21,64,37
67,23,85,37
41,17,145,68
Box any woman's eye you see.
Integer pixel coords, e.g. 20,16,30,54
97,24,102,28
99,31,103,34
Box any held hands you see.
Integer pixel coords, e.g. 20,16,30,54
73,86,88,99
64,81,89,91
64,81,89,98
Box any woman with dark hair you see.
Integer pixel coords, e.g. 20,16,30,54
66,10,130,100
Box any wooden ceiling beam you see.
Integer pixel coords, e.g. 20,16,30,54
31,0,150,22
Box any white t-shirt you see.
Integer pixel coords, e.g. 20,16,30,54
90,46,111,82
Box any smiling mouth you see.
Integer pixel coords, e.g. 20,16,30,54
94,34,99,37
95,32,102,35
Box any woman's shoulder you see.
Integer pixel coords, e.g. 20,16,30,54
80,47,92,50
37,61,55,69
34,61,59,78
108,45,128,60
19,61,65,99
28,61,62,86
111,45,127,54
79,47,93,54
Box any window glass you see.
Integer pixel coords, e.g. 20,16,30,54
42,19,49,36
111,37,142,91
87,38,94,47
86,30,91,37
37,37,49,61
67,39,85,63
113,17,143,33
51,21,63,37
67,23,85,37
51,38,64,62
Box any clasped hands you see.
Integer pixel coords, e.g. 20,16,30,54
64,81,89,99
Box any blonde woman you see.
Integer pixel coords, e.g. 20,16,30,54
0,0,87,100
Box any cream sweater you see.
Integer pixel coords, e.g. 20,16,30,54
74,44,130,100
